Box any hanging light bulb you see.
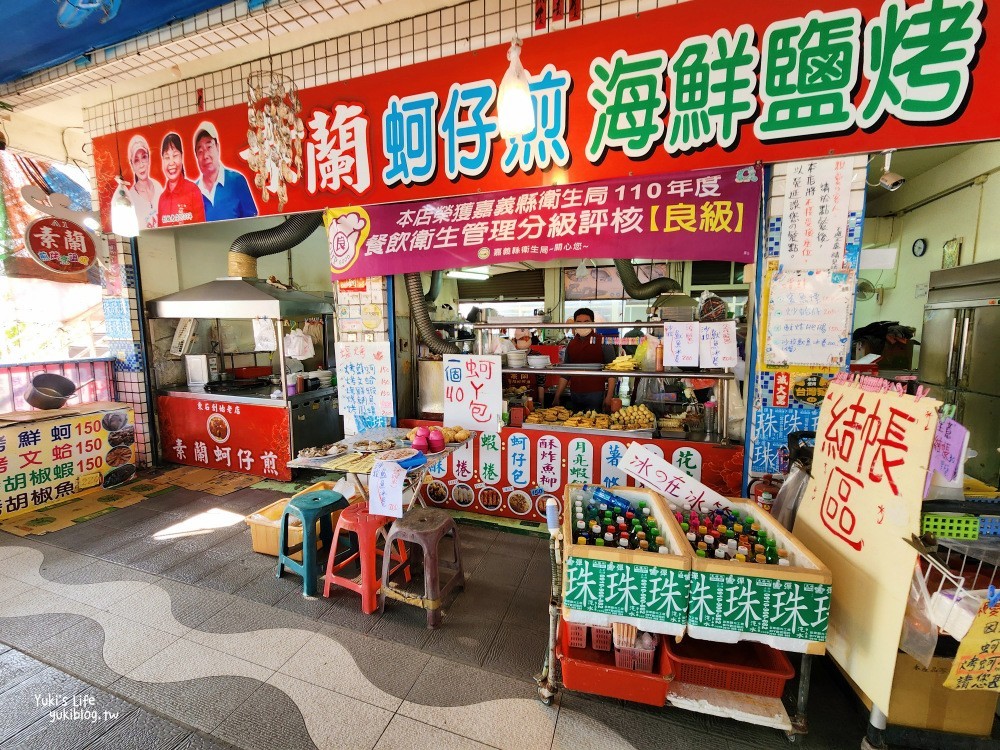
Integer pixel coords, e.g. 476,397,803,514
497,37,535,139
575,260,590,280
110,176,139,237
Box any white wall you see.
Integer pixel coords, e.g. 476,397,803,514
138,215,331,299
855,141,1000,337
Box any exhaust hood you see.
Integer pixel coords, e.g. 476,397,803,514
146,277,334,319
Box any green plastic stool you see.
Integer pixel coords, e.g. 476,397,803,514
276,490,348,596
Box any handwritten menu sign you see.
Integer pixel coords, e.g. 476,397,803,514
335,341,394,417
945,601,1000,691
927,417,969,493
369,459,406,518
699,321,738,368
779,158,852,271
443,355,502,432
622,442,727,513
765,270,853,368
793,375,939,711
663,322,699,367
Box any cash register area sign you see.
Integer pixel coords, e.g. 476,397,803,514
326,166,761,279
157,397,292,481
0,408,136,520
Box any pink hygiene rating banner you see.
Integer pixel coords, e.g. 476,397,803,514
326,165,761,279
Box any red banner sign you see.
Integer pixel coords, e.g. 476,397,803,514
156,396,291,481
326,166,760,278
93,0,997,233
24,217,96,274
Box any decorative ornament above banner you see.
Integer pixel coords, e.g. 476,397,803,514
324,165,761,279
92,0,994,232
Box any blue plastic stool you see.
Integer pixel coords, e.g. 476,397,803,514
276,490,348,596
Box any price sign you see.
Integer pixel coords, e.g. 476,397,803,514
663,322,699,367
699,321,738,368
335,341,394,417
443,355,502,432
369,459,406,518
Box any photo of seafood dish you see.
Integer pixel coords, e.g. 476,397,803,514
478,487,502,511
106,445,135,468
206,414,230,444
108,426,136,446
452,483,474,507
101,410,129,432
508,490,532,516
103,464,136,488
426,480,448,504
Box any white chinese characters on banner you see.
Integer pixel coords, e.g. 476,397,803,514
779,158,853,271
443,355,502,432
699,321,738,368
622,442,727,513
335,341,394,417
765,270,854,368
663,322,699,367
369,460,406,518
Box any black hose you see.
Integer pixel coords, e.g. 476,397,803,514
613,258,681,299
229,213,323,258
405,272,460,354
425,270,443,303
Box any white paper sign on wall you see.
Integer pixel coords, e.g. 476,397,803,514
699,321,738,368
335,341,395,417
663,322,700,367
443,355,503,432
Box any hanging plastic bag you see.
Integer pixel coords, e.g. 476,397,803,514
283,328,315,360
899,560,938,668
252,317,277,352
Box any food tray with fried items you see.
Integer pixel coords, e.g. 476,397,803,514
521,404,655,436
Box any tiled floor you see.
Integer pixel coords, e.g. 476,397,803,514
0,480,991,749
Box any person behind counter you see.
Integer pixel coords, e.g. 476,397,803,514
503,328,545,405
553,308,617,412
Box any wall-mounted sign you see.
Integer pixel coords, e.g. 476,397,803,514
791,374,832,406
24,217,96,274
93,0,995,232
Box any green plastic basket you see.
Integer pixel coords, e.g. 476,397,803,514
921,513,980,540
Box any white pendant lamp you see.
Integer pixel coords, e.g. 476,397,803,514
497,37,535,139
110,176,139,238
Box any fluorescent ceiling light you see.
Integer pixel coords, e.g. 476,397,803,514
447,267,490,280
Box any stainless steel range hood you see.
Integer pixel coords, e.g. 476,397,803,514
146,277,334,319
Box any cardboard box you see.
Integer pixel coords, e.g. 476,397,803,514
887,653,999,736
561,484,693,637
685,498,832,655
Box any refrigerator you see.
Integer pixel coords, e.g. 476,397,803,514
918,259,1000,487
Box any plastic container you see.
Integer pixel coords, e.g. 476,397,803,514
661,636,794,698
614,643,657,673
567,622,588,648
590,626,613,651
921,513,980,540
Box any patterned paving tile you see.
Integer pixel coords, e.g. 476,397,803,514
172,733,246,750
444,579,516,623
196,560,271,596
0,649,48,693
368,603,434,650
79,705,192,750
191,598,315,636
404,655,536,707
501,585,550,631
374,714,498,750
424,615,502,668
481,623,548,682
259,672,393,750
0,666,88,739
105,577,232,634
316,589,382,634
273,589,335,620
488,532,541,560
186,624,313,673
0,611,87,652
0,686,136,750
208,679,318,750
232,567,304,607
469,551,530,589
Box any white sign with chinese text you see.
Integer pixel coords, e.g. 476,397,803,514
335,341,394,417
793,377,940,712
779,158,853,271
599,441,627,491
622,442,727,512
663,322,699,367
699,321,738,368
369,459,406,518
506,432,531,488
765,270,853,368
443,355,502,432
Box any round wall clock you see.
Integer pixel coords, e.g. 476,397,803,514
912,238,928,257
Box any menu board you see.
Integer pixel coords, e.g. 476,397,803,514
0,406,136,520
764,270,853,368
699,321,739,368
779,157,853,271
663,322,699,367
442,354,502,432
335,341,394,417
369,459,406,518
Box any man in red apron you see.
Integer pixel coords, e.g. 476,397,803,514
552,308,616,412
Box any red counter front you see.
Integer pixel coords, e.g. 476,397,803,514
157,395,292,481
404,422,743,523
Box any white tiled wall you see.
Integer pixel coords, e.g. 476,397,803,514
83,0,693,137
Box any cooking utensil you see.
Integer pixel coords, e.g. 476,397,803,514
24,374,95,410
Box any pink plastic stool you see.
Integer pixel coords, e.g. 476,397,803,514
323,502,410,614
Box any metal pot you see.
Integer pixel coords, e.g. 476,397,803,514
24,373,94,410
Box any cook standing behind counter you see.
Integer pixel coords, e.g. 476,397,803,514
553,308,617,412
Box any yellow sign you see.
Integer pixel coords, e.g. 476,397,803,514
793,377,940,711
0,407,136,520
945,601,1000,691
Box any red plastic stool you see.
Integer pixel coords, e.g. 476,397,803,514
323,502,410,614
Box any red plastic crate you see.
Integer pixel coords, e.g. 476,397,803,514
567,622,588,648
557,619,670,706
614,644,657,673
661,637,794,698
590,626,612,652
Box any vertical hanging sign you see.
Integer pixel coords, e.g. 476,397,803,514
443,355,502,432
779,157,853,271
